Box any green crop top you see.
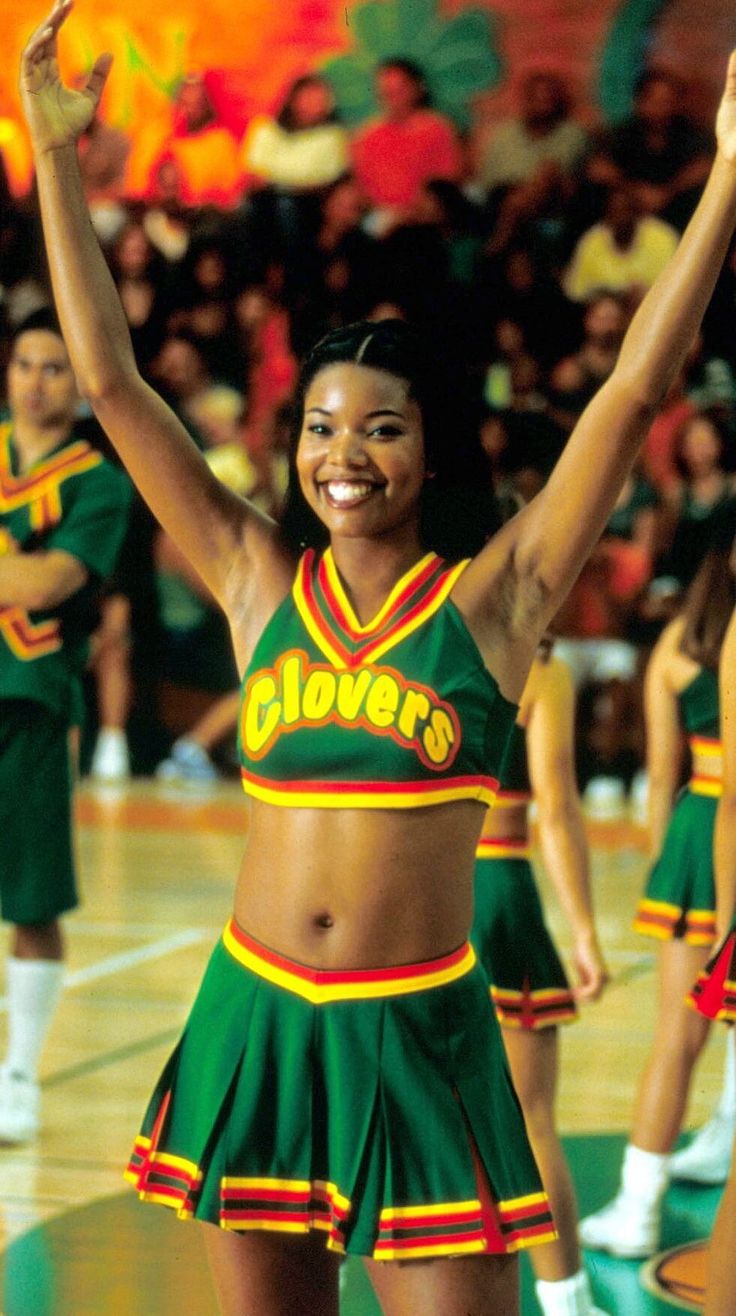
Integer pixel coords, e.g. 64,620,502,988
238,548,518,809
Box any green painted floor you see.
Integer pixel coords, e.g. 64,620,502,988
0,1134,721,1314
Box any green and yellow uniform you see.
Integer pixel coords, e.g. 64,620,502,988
127,549,556,1260
472,723,577,1030
0,419,130,923
634,668,719,946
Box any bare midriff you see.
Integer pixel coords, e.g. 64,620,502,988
477,798,530,845
232,796,487,969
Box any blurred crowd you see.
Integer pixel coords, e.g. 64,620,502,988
2,56,736,801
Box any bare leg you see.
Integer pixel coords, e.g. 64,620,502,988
12,920,63,962
202,1224,341,1316
631,938,712,1152
94,594,133,731
503,1027,580,1281
187,689,241,752
704,1132,736,1315
366,1251,518,1316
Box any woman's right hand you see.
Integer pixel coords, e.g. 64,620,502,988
20,0,112,153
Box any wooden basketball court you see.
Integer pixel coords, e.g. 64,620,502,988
0,782,725,1313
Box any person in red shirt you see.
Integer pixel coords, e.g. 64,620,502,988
352,58,462,232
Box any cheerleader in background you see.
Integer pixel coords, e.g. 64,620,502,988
580,520,736,1260
686,590,736,1316
472,639,609,1316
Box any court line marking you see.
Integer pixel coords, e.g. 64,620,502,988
0,929,209,1013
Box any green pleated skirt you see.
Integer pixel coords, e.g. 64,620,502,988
126,920,555,1260
634,789,717,946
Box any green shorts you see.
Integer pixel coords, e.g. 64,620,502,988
0,699,78,925
472,848,576,1030
688,922,736,1023
634,789,717,946
126,921,556,1260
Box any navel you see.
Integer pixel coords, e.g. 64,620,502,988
314,912,335,930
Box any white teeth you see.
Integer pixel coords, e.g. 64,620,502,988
325,481,375,505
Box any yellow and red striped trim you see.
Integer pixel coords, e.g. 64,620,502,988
241,765,499,810
688,735,723,796
476,836,531,860
492,789,532,809
220,1176,350,1251
633,898,716,946
0,424,102,514
374,1189,555,1259
293,548,468,670
222,918,476,1004
490,984,577,1030
0,606,61,660
688,931,736,1022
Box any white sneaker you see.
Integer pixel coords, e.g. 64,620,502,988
90,729,130,782
668,1114,734,1184
0,1068,40,1144
578,1193,659,1258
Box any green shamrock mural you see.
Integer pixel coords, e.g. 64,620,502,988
598,0,673,122
321,0,503,130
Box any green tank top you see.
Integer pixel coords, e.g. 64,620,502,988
678,667,719,737
495,721,531,804
238,547,518,809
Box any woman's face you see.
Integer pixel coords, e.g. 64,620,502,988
290,79,333,128
116,225,151,277
376,66,423,120
296,362,426,542
681,418,723,475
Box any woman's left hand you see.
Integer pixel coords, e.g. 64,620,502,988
20,0,112,154
716,51,736,164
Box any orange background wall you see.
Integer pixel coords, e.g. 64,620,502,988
2,0,736,182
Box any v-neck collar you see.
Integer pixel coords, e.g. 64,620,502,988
293,547,469,669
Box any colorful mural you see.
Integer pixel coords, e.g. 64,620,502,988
1,0,735,196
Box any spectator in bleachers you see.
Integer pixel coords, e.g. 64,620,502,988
478,71,588,257
478,245,580,372
656,408,736,591
168,233,244,388
286,174,377,355
107,217,174,378
563,184,679,303
548,291,628,432
586,68,713,231
241,74,349,194
150,330,241,445
139,73,242,211
352,58,462,233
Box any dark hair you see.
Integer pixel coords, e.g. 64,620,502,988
277,75,337,132
280,319,500,560
680,501,736,668
634,68,681,100
11,306,64,345
377,58,432,108
674,407,735,479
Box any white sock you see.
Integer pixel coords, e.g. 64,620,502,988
715,1029,736,1123
4,958,65,1081
621,1143,669,1206
536,1268,597,1316
94,727,128,752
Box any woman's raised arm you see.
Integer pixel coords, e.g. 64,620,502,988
19,1,287,619
457,52,736,689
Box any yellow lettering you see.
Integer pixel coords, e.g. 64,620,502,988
302,670,337,720
397,688,431,739
244,676,281,754
336,669,372,720
365,674,400,729
422,710,455,765
282,654,302,725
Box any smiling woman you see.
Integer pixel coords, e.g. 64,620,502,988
18,3,736,1313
